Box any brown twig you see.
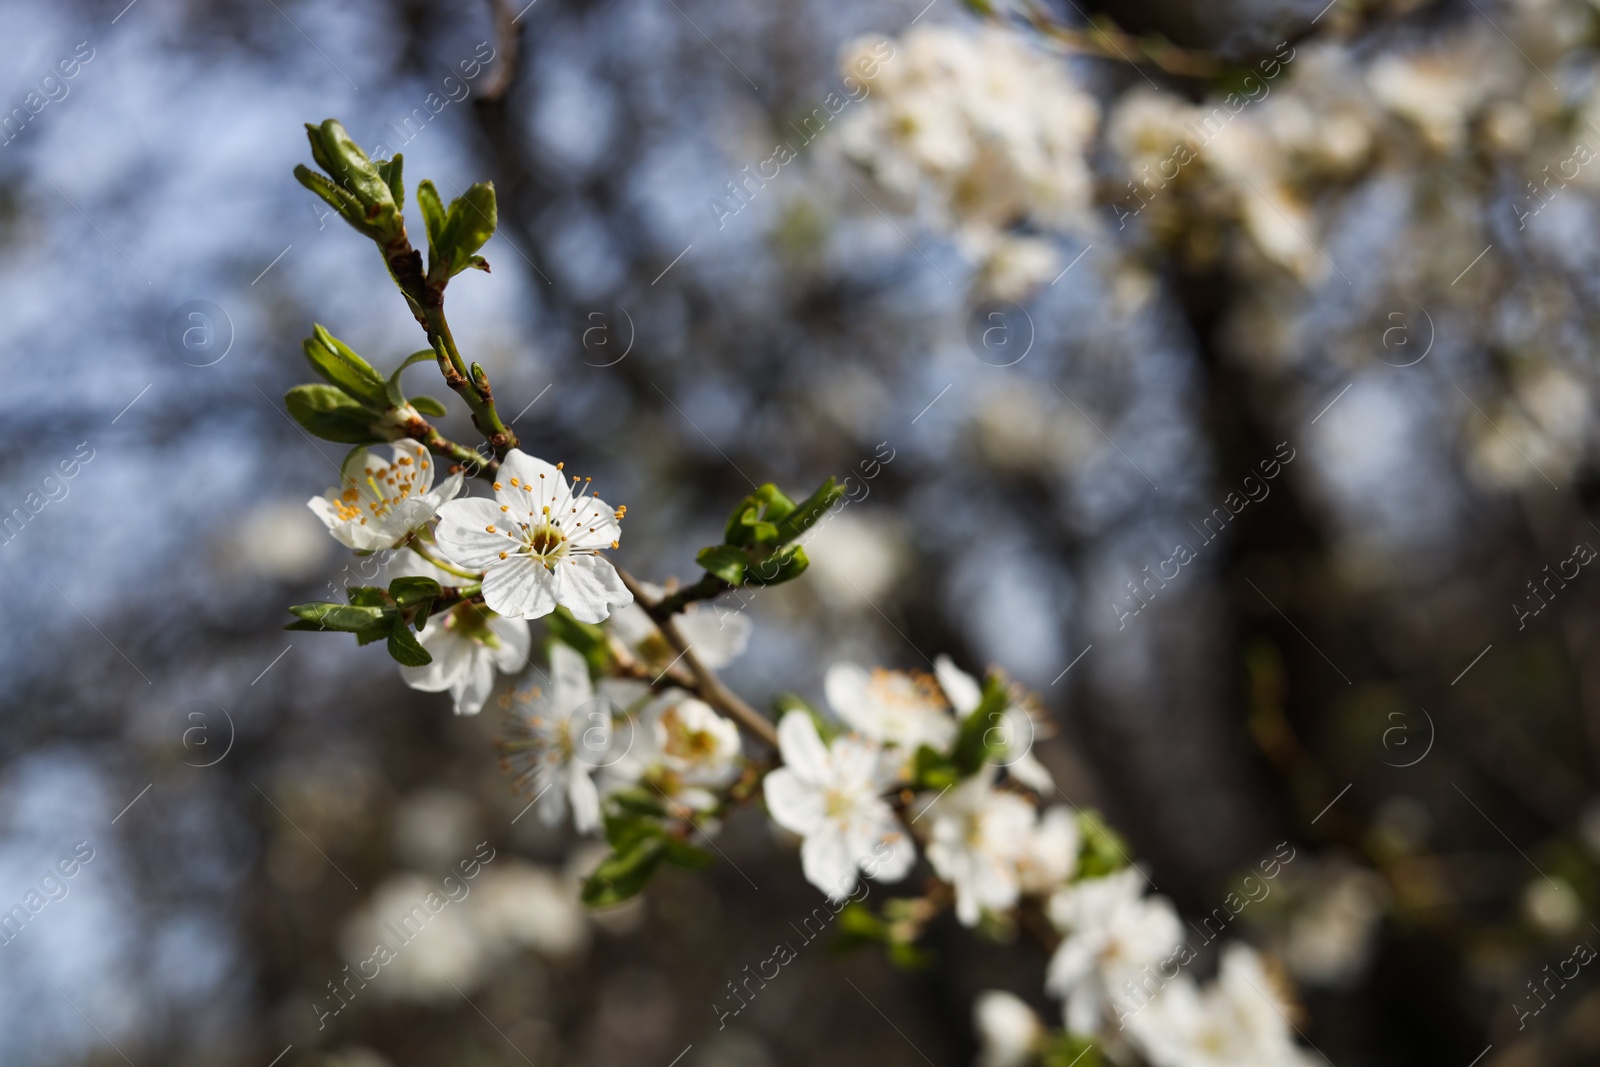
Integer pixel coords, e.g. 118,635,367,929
614,566,779,748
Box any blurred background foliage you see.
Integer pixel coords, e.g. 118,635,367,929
5,0,1600,1064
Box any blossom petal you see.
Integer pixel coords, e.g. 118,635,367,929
799,823,861,899
548,641,594,708
488,615,532,674
935,655,983,714
775,711,832,785
553,554,632,623
496,450,569,515
677,608,751,669
763,768,825,836
568,767,602,833
823,662,877,734
451,651,497,716
400,622,469,692
482,556,560,619
436,497,522,567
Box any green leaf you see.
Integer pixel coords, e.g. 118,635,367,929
285,384,383,444
432,182,498,281
582,835,668,907
605,789,668,819
293,165,360,223
696,544,748,586
832,902,889,951
887,941,934,971
288,601,390,632
909,744,960,791
303,325,388,408
385,349,440,408
1042,1034,1102,1067
388,576,440,605
775,477,844,543
374,152,404,210
417,179,446,265
386,622,433,666
744,544,809,587
1075,810,1131,880
347,587,391,608
724,484,795,547
409,395,448,417
950,673,1011,776
663,838,715,870
300,120,403,243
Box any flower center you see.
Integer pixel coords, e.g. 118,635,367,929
332,455,425,524
521,522,569,567
443,602,501,647
824,789,855,819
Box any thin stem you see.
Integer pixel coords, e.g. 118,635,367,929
614,566,779,749
649,572,732,621
407,541,484,581
380,229,520,461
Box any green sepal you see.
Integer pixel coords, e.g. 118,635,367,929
696,544,748,586
304,325,388,409
774,477,844,543
385,621,432,666
285,384,384,444
409,395,449,417
385,349,441,408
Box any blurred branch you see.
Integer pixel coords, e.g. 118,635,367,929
479,0,522,103
991,0,1222,79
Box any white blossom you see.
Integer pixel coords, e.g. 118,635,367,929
934,656,1052,792
399,603,530,716
1016,805,1081,896
501,642,638,833
308,439,462,552
435,449,632,623
1046,868,1183,1034
763,710,915,898
1123,946,1313,1067
837,24,1098,294
608,581,750,671
826,662,956,752
973,990,1044,1067
604,693,743,814
921,770,1034,926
